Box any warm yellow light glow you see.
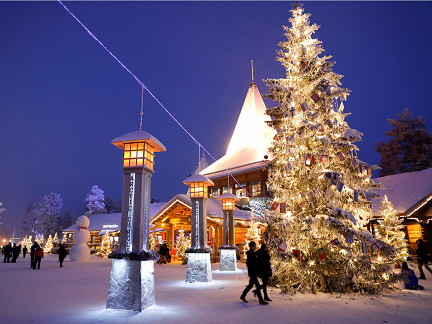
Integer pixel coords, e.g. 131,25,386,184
190,182,209,198
122,141,154,170
221,199,235,211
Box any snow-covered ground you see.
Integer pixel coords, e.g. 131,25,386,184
1,254,431,323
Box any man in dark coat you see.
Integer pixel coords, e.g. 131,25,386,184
11,243,18,263
240,241,268,305
58,244,67,267
22,246,28,258
417,239,432,279
30,241,37,269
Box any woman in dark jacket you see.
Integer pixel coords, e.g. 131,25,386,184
257,244,272,301
416,239,432,279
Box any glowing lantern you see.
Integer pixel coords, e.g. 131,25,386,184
183,174,214,198
218,192,238,211
112,130,166,171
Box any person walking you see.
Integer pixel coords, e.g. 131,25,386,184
240,241,268,305
3,243,11,263
33,243,43,270
11,243,19,263
22,246,28,258
58,243,67,267
257,244,272,302
30,242,37,269
416,239,432,279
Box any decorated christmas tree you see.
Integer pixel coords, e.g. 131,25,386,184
61,234,67,244
53,232,59,244
175,230,191,264
36,234,45,246
244,220,262,257
98,231,112,257
43,234,53,253
258,4,396,294
377,195,408,263
149,233,158,251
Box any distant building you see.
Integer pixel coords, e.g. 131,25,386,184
372,167,432,255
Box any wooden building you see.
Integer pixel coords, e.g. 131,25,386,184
372,167,432,256
149,194,252,258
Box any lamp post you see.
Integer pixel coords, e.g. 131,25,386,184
106,130,165,312
183,174,214,282
218,192,239,271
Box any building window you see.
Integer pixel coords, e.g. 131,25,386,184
211,188,220,199
122,141,154,170
235,183,246,197
222,185,232,194
250,181,262,197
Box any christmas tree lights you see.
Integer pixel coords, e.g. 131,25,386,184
43,234,53,253
98,231,113,257
244,220,262,257
258,4,396,294
176,230,191,264
377,195,409,263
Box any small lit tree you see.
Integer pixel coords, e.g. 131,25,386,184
149,233,158,251
43,234,53,253
61,234,67,244
36,234,45,245
53,232,59,244
176,231,191,264
244,220,262,257
377,195,408,263
98,231,112,257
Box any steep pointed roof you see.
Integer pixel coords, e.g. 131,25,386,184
201,82,275,177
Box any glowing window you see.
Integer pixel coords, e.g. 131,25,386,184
122,141,155,170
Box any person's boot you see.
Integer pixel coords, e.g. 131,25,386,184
240,295,248,303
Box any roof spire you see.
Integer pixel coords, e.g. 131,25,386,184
251,60,254,82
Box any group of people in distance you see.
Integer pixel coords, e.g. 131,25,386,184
241,241,272,305
2,242,26,263
156,243,171,264
2,241,68,270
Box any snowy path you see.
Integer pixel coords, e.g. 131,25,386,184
0,254,430,323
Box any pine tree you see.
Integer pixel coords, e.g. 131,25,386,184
258,5,395,294
61,234,67,244
97,231,112,257
375,108,432,176
53,232,59,244
37,193,63,236
22,202,39,235
85,185,107,216
176,231,191,264
36,234,45,245
104,196,122,214
149,233,158,250
43,234,53,253
244,220,262,257
377,195,408,263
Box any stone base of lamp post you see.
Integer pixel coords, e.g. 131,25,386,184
185,248,212,283
106,251,158,311
219,247,238,271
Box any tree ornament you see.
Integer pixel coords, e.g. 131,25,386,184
300,102,309,112
311,92,321,103
317,248,326,261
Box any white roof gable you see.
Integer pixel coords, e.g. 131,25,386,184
201,82,275,176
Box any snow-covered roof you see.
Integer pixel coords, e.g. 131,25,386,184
200,83,275,177
372,167,432,216
183,174,214,186
62,201,167,233
150,194,252,226
112,130,166,152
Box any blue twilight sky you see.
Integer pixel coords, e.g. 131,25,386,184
0,1,431,237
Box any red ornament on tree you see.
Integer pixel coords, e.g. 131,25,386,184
311,93,321,103
280,203,287,213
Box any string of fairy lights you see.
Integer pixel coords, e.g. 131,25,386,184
57,1,255,198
